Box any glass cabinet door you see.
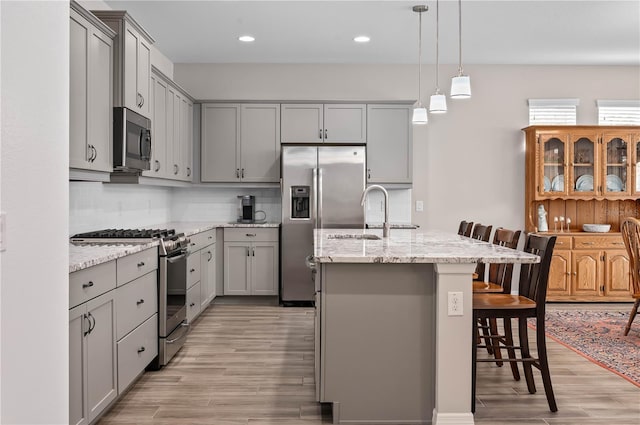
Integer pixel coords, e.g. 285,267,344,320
540,134,567,196
633,135,640,195
569,134,597,196
603,133,631,196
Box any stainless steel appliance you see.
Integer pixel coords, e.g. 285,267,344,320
113,107,152,172
70,228,190,368
281,145,366,303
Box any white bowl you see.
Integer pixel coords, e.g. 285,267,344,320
583,224,611,233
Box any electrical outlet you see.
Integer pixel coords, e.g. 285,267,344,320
448,291,463,316
416,200,424,212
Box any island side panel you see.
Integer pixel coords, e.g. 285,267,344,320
432,263,477,425
321,263,436,424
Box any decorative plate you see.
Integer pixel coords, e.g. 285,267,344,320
606,174,624,192
544,176,551,191
551,174,564,192
575,174,594,192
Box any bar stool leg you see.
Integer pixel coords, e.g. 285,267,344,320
536,313,558,412
518,317,536,394
503,317,520,381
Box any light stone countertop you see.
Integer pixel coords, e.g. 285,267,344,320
151,221,280,237
69,241,159,273
313,228,540,264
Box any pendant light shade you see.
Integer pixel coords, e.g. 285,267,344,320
429,0,447,114
451,75,471,98
451,0,471,99
412,106,428,124
429,93,447,114
412,5,428,125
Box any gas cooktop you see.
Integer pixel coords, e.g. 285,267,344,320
71,228,176,239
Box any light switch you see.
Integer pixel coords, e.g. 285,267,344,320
416,200,424,212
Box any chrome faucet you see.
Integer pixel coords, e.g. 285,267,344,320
360,185,390,238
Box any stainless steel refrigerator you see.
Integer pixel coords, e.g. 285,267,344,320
281,145,366,303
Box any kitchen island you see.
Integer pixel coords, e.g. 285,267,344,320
312,229,539,425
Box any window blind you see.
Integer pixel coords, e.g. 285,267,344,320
597,100,640,125
528,99,579,125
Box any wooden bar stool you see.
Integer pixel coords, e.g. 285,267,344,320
472,234,557,413
470,224,492,280
458,220,474,237
621,217,640,336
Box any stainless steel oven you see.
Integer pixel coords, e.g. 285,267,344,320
158,246,189,366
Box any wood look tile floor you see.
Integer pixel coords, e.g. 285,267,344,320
98,301,640,425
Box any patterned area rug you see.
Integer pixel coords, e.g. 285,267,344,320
530,309,640,387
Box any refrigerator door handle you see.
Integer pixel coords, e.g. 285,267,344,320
312,167,318,230
317,168,323,229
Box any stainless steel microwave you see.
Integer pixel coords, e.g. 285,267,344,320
113,107,151,172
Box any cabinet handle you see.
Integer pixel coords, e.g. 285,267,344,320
137,347,146,353
236,168,240,178
154,160,161,172
92,146,97,162
613,242,624,246
241,168,245,178
174,164,179,175
565,272,571,275
573,272,577,276
83,314,91,337
82,281,94,289
207,251,212,261
582,242,594,246
137,261,145,267
190,302,196,307
252,247,255,256
190,242,196,246
190,268,196,273
246,233,256,237
137,93,142,107
140,94,144,107
324,129,328,139
318,129,323,139
367,168,371,179
87,312,95,334
208,236,213,240
187,167,191,177
247,248,250,257
136,299,145,305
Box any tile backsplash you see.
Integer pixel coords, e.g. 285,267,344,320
69,182,411,234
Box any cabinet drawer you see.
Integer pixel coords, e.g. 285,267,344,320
187,282,202,323
70,260,116,308
117,313,158,394
574,235,625,249
188,229,216,252
187,251,201,288
116,271,158,340
224,228,278,242
554,236,572,249
117,248,158,286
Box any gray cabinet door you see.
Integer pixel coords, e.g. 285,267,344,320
366,104,412,184
69,305,88,425
281,104,324,143
172,91,183,179
187,282,202,323
201,104,241,182
224,242,251,295
200,245,216,309
251,242,279,295
240,104,281,183
86,292,117,422
69,10,89,170
123,25,139,112
137,38,151,117
143,75,167,178
185,101,194,181
88,28,113,172
324,104,366,144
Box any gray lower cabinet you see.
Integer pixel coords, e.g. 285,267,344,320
187,281,202,322
200,244,217,308
69,290,117,425
186,230,217,323
69,2,115,174
201,103,281,183
366,104,413,184
223,228,279,296
117,313,158,393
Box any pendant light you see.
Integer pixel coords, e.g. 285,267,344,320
451,0,471,99
429,0,447,113
412,5,428,125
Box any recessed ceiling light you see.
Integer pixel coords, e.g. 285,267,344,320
354,36,370,43
239,35,255,42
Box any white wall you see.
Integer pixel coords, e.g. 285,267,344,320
0,1,69,423
175,63,640,231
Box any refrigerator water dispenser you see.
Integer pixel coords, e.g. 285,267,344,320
291,186,310,219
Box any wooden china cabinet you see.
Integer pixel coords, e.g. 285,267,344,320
523,125,640,301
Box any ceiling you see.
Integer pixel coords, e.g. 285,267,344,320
104,1,640,65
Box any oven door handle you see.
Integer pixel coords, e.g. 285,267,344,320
167,252,188,263
166,322,190,343
140,128,152,161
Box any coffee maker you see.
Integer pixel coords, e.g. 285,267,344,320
237,196,256,223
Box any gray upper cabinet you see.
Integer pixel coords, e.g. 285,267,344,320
366,104,413,184
201,103,280,183
92,10,154,118
143,74,166,178
281,103,366,144
70,3,115,173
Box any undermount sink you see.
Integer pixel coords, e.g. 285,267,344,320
327,233,381,240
